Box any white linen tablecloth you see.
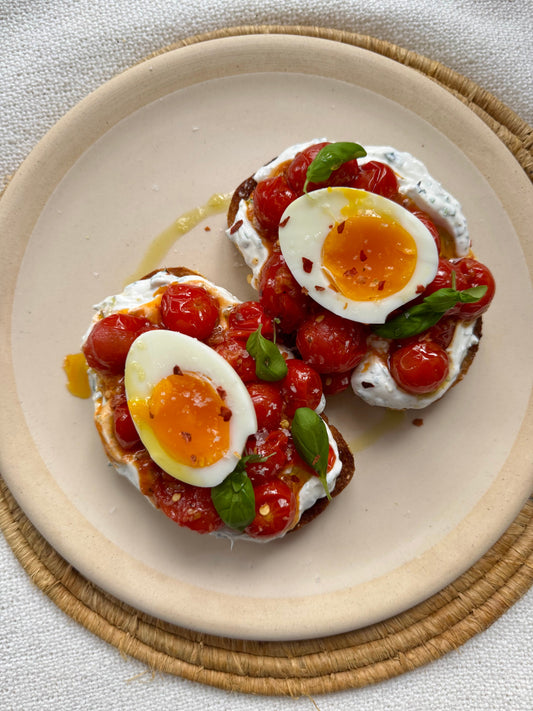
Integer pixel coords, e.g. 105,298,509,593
1,2,532,709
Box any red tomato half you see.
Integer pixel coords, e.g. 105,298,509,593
296,312,368,373
244,480,297,538
82,313,154,375
152,473,223,534
160,283,219,340
390,341,449,394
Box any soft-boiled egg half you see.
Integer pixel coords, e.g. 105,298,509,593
124,329,257,487
278,187,439,324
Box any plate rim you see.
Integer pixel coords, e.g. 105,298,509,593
1,28,532,642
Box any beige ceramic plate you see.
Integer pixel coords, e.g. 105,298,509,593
1,34,532,641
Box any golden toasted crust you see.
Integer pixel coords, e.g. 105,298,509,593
227,176,257,227
290,419,355,533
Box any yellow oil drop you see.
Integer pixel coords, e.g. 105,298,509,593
349,409,405,453
63,352,91,399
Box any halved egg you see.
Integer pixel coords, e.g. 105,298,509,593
278,187,439,324
124,329,257,487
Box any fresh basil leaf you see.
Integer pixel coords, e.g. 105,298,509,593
246,326,288,381
291,407,331,500
373,284,488,339
304,141,367,193
211,466,256,532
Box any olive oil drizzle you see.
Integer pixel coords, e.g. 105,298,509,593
125,192,232,285
349,409,405,453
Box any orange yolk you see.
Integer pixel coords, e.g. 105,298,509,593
129,371,231,468
321,213,417,300
63,353,91,399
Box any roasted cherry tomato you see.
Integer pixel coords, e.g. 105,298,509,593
409,208,441,253
82,313,154,375
214,336,257,383
253,175,298,233
451,257,496,320
281,359,323,417
227,300,275,340
296,311,368,373
160,283,219,340
112,392,141,450
423,257,465,299
244,480,297,538
244,429,289,485
246,382,284,430
390,341,449,394
352,160,398,199
152,473,223,534
259,251,312,333
320,370,353,395
285,142,360,194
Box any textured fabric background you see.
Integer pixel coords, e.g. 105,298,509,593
1,2,532,709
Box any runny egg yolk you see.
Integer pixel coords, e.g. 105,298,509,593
321,213,417,301
128,371,231,468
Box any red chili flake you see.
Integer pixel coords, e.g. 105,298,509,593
360,250,368,262
229,219,243,235
204,226,211,232
219,406,232,422
190,454,197,463
180,431,192,442
216,386,227,400
315,285,325,291
337,221,346,234
361,381,375,389
301,286,309,296
378,280,386,291
343,266,358,277
412,418,424,427
416,284,425,294
280,216,291,228
302,257,313,273
173,365,183,375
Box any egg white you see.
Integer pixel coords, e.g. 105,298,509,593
278,187,439,324
124,329,257,487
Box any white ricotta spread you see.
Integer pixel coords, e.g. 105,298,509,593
351,321,479,410
84,270,342,541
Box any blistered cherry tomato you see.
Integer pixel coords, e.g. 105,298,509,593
285,142,360,193
82,313,154,375
214,336,257,383
409,208,441,253
244,429,289,484
152,473,223,534
423,258,465,299
253,175,298,233
320,370,353,395
244,480,297,538
112,393,141,450
246,382,284,430
227,301,275,340
296,312,368,373
426,316,459,349
451,257,496,320
281,359,323,417
352,160,398,199
259,252,311,333
160,283,219,340
390,341,449,394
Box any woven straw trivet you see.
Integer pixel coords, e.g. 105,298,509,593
2,26,533,696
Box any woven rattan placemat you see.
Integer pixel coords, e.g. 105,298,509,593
2,26,532,696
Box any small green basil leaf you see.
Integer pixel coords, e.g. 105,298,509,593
304,141,367,193
246,326,288,381
373,284,488,340
211,467,256,532
291,407,331,500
